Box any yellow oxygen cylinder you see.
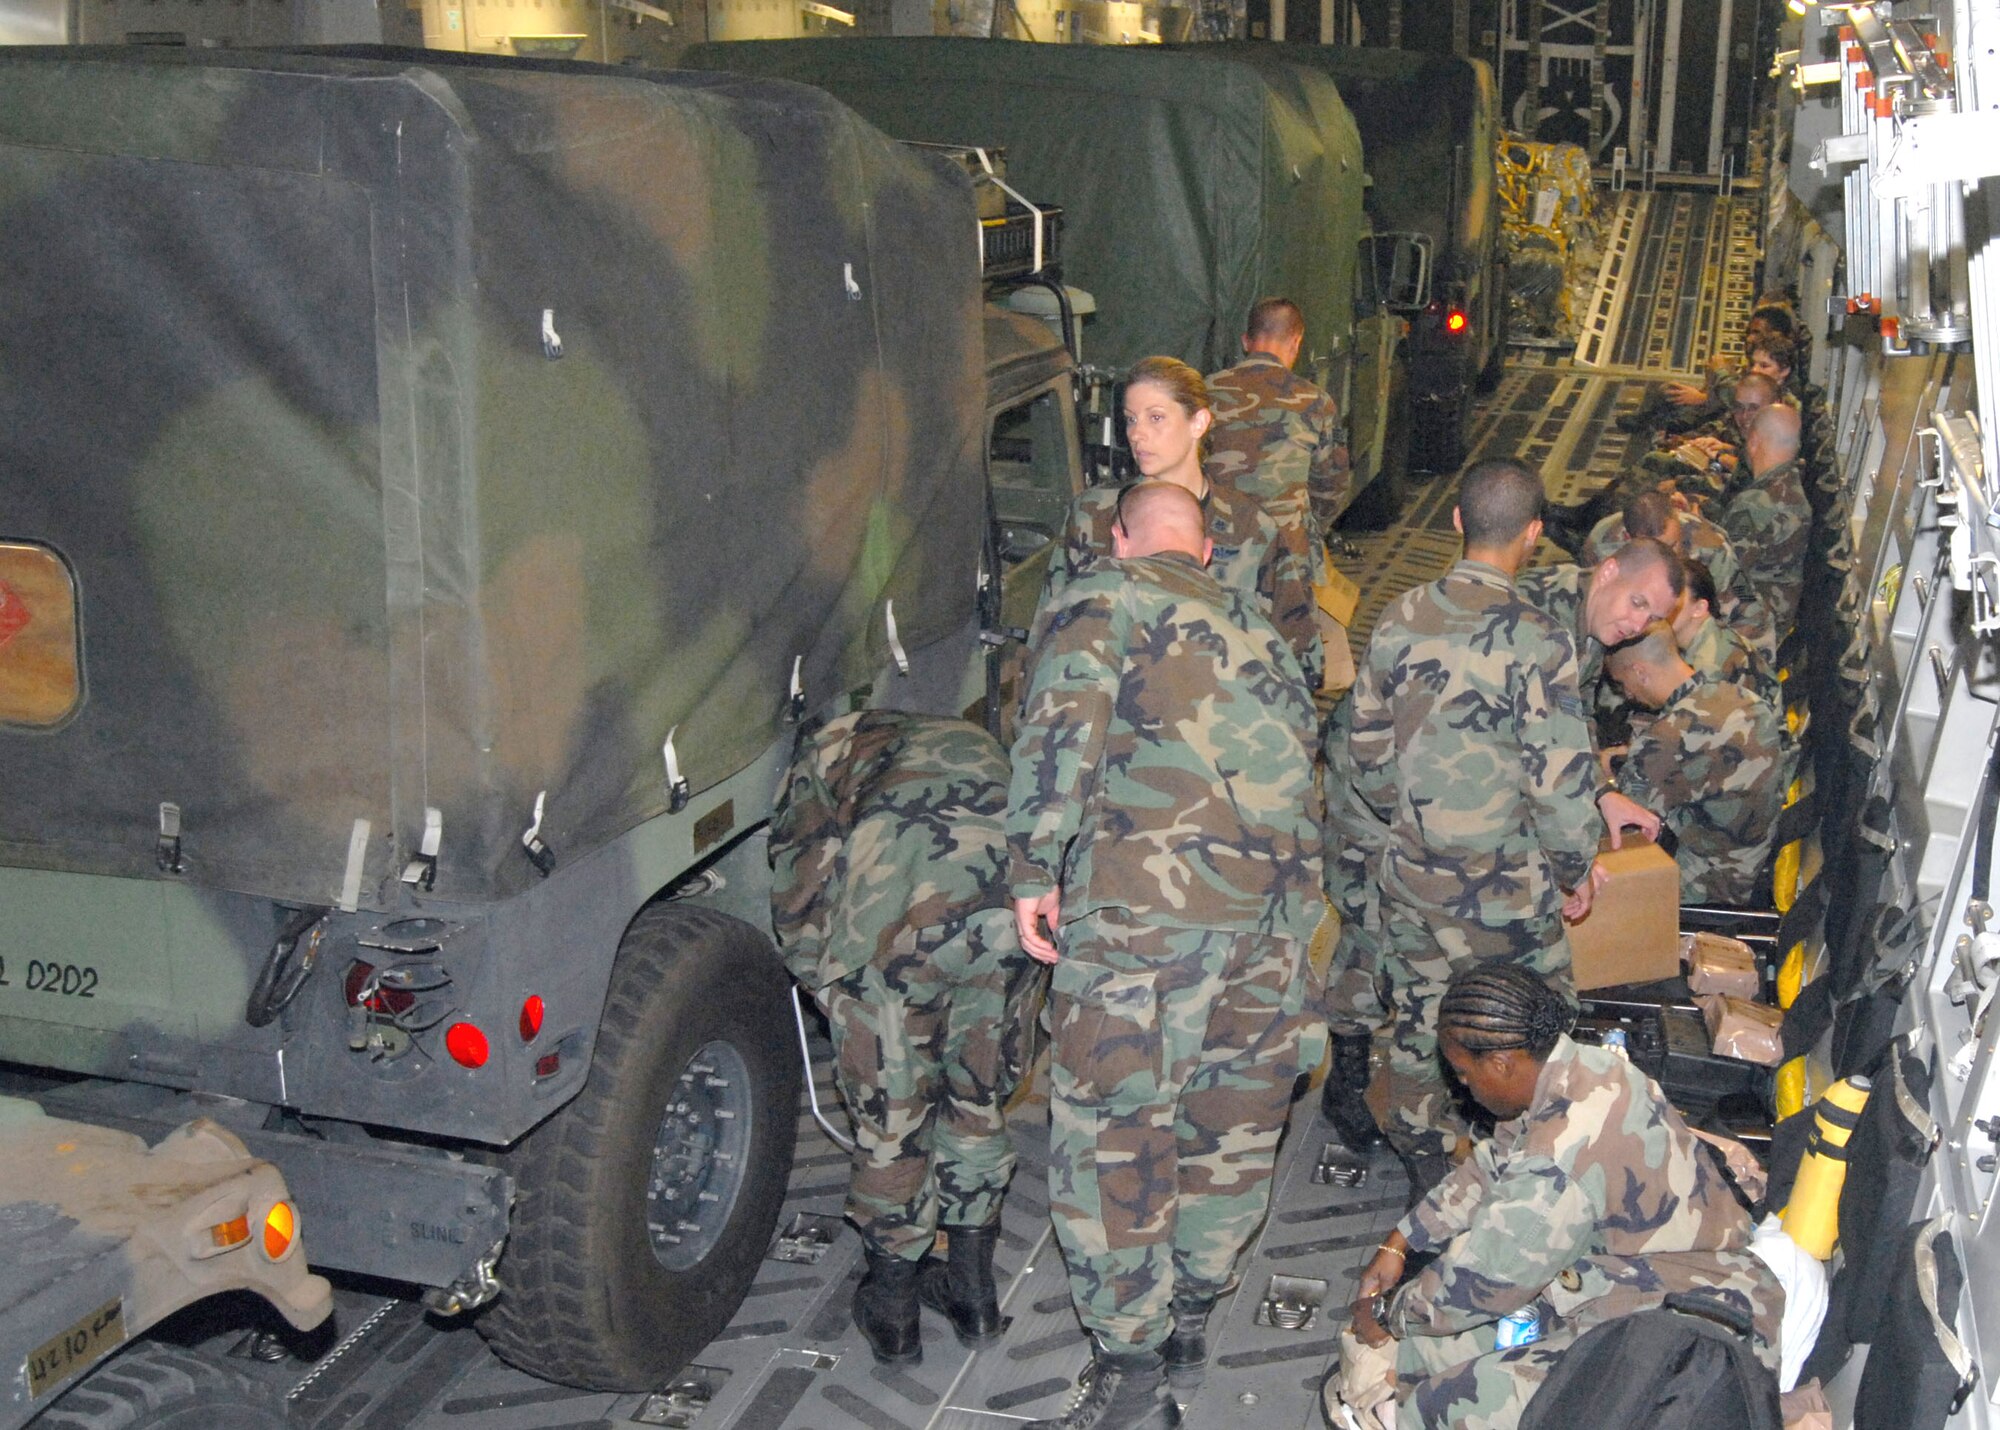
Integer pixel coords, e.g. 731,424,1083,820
1780,1076,1872,1259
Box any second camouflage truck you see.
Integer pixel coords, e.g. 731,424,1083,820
683,37,1422,522
0,44,1080,1396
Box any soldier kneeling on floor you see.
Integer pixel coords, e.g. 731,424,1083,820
769,709,1045,1365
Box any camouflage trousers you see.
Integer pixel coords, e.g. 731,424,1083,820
1380,905,1571,1161
1391,1318,1571,1429
818,907,1044,1260
1318,850,1386,1039
1046,909,1308,1350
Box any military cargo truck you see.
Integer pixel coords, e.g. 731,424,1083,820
683,36,1420,520
0,44,1078,1396
1219,45,1506,472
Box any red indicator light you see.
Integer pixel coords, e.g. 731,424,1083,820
445,1022,490,1068
1444,309,1469,334
535,1051,562,1078
519,995,545,1042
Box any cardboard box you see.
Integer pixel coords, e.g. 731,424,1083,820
1683,932,1761,999
1318,612,1356,694
1315,556,1360,627
1696,994,1785,1066
1566,836,1681,991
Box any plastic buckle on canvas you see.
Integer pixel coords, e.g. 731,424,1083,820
521,790,556,878
156,802,185,875
400,806,442,892
663,728,690,814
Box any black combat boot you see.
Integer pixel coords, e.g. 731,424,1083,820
853,1249,923,1365
1161,1292,1217,1391
918,1222,1005,1347
1319,1031,1386,1153
1029,1342,1181,1430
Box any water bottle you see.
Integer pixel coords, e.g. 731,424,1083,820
1603,1027,1629,1055
1494,1304,1543,1348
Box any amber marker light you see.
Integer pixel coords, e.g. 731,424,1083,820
209,1214,251,1251
446,1021,491,1068
262,1201,298,1260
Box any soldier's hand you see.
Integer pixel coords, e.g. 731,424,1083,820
1014,892,1062,964
1355,1230,1409,1303
1665,382,1705,406
1350,1293,1392,1349
1597,790,1662,846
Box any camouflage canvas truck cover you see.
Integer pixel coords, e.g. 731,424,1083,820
0,45,990,1390
682,38,1365,380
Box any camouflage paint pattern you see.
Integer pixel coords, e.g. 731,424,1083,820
1683,614,1781,705
1579,508,1771,653
1008,551,1324,944
1204,351,1353,557
1044,909,1307,1348
1511,563,1608,712
1347,559,1599,1159
1040,483,1323,692
1615,673,1786,907
1379,908,1571,1160
769,712,1040,1258
1386,1036,1783,1423
1320,699,1390,1036
1720,457,1811,642
819,909,1040,1256
1348,560,1601,926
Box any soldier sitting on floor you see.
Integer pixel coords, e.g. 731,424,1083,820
1337,964,1783,1429
769,709,1043,1366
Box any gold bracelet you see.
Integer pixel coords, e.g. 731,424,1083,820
1377,1243,1405,1259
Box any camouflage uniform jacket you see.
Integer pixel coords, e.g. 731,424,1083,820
1390,1035,1782,1368
1579,509,1750,618
1040,482,1322,689
1513,563,1608,715
1684,614,1779,705
1720,457,1810,640
1615,671,1785,906
1348,560,1601,924
770,710,1011,991
1007,551,1323,943
1204,352,1352,544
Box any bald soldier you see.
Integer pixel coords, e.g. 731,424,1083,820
769,711,1041,1365
1205,297,1353,607
1009,481,1322,1430
1721,403,1811,643
1605,624,1788,906
1346,460,1616,1198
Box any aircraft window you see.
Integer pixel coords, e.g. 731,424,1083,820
0,541,82,729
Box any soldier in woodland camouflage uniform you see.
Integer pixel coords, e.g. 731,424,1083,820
1205,297,1352,593
1671,559,1780,706
1008,482,1322,1430
770,711,1041,1365
1721,403,1811,643
1042,356,1322,689
1606,625,1787,907
1578,489,1772,657
1348,461,1629,1198
1513,537,1686,730
1341,965,1783,1428
1318,697,1390,1152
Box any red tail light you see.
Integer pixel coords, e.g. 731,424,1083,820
1444,308,1470,334
445,1022,490,1068
519,995,545,1041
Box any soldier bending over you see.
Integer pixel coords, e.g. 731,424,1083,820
770,710,1042,1365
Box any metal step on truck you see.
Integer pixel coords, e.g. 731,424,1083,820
0,41,1085,1421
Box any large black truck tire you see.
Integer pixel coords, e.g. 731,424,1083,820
476,903,801,1391
35,1342,290,1429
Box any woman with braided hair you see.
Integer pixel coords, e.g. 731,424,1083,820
1331,964,1784,1427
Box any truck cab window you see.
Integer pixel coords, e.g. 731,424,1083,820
0,541,80,729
